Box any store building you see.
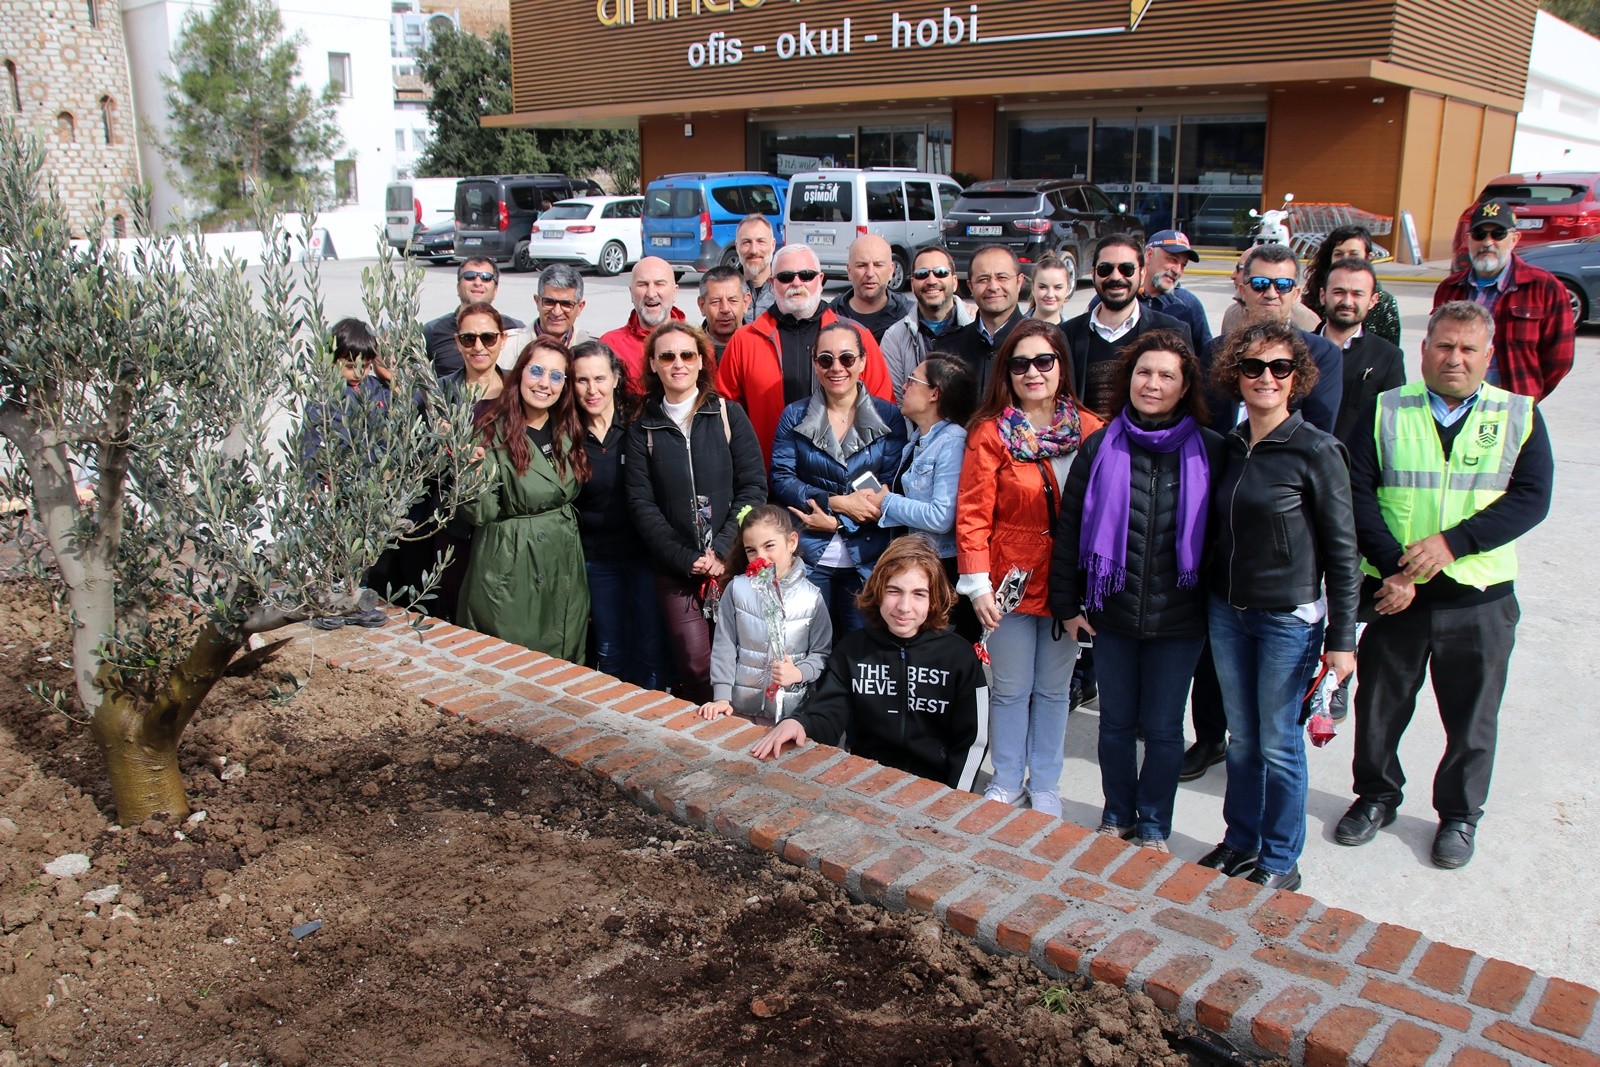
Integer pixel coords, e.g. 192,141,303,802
494,0,1537,261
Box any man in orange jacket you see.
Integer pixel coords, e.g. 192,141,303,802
601,256,686,394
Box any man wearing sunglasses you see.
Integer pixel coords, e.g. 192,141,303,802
498,263,591,371
717,243,893,465
881,245,973,400
1432,199,1573,402
1061,233,1194,417
423,258,523,378
830,234,912,343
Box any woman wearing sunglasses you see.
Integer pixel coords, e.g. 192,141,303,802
626,321,766,702
957,319,1104,816
1198,321,1361,892
459,337,591,661
771,320,908,635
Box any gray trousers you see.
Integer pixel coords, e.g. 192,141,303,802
1351,593,1520,824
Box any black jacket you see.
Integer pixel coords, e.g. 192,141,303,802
1059,305,1195,417
576,417,641,563
931,306,1027,398
1207,412,1361,651
624,394,768,578
1330,331,1406,446
796,625,988,791
1049,421,1226,639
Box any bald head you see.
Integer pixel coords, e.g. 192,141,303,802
630,256,679,328
846,234,894,311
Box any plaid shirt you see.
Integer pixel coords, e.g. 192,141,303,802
1433,256,1574,402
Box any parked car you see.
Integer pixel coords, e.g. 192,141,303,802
526,196,643,276
385,177,459,250
1186,193,1259,248
1450,172,1600,260
940,179,1145,287
1516,233,1600,328
453,174,604,271
412,219,457,264
641,172,787,275
785,168,965,290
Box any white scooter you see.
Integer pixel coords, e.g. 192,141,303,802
1249,193,1294,247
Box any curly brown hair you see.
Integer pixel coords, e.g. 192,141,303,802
1208,320,1317,403
1107,329,1209,423
856,535,955,633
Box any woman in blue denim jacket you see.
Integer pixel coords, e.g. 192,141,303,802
771,320,907,635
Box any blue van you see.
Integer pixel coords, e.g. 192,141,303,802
641,172,787,274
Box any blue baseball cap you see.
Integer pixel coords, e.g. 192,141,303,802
1147,229,1200,262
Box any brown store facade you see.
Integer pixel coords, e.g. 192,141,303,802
495,0,1537,261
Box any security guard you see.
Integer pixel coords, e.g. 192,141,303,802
1335,300,1553,870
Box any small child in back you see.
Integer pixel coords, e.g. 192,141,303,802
752,535,989,791
699,504,833,723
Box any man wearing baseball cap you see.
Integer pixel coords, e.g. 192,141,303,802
1141,230,1214,355
1432,198,1573,402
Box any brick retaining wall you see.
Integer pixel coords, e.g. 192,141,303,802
298,616,1599,1066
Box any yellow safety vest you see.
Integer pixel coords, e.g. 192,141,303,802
1360,382,1534,589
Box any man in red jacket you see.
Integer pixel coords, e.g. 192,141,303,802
716,244,893,465
601,255,686,394
1432,199,1573,402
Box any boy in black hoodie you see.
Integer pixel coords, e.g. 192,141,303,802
752,536,989,791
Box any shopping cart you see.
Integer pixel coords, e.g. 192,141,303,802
1287,203,1395,262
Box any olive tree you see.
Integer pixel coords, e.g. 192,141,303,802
0,120,480,824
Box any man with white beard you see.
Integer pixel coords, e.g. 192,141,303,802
1431,199,1573,402
716,244,894,465
600,256,685,395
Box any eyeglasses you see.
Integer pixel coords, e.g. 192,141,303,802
1008,353,1057,376
654,349,701,365
1471,225,1510,242
459,270,498,283
540,296,580,310
911,266,953,280
813,352,860,370
456,331,501,349
524,364,566,386
773,269,821,284
1240,357,1295,380
1247,276,1297,294
905,374,932,389
1095,261,1138,279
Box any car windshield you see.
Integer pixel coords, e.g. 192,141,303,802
1482,183,1590,205
385,186,411,212
645,188,702,218
954,192,1044,214
542,203,592,219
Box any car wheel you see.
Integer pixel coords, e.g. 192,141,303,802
1564,280,1588,327
1057,249,1078,296
673,270,687,284
890,249,910,292
512,241,537,273
720,246,741,270
598,241,627,277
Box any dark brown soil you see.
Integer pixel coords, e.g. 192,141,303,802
0,581,1242,1067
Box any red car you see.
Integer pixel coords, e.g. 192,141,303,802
1451,171,1600,260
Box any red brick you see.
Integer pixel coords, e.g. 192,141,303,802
816,834,891,885
428,628,481,650
1413,942,1475,995
661,735,711,761
1369,1020,1443,1067
1071,834,1130,875
1469,958,1536,1014
1143,955,1213,1014
589,745,659,780
778,823,843,868
1152,907,1236,951
1449,1050,1511,1067
558,734,628,767
1207,875,1264,912
660,710,705,733
825,797,894,827
533,663,590,687
1360,977,1472,1031
763,772,825,803
609,689,672,714
449,636,500,658
417,683,474,708
989,808,1055,848
1484,1020,1600,1067
462,699,523,725
495,649,547,672
505,681,555,703
1196,968,1262,1033
1251,944,1350,988
780,743,844,776
552,695,608,718
678,779,745,826
1154,863,1221,905
849,766,913,798
709,792,788,845
620,755,692,802
1301,908,1367,955
904,866,971,914
945,882,1013,938
518,713,580,742
1305,1005,1384,1067
882,776,945,809
972,848,1052,883
1108,847,1173,890
1531,977,1598,1040
1042,919,1109,973
473,642,528,666
1356,923,1423,974
814,754,878,788
1249,888,1314,938
955,799,1016,835
689,714,747,742
1031,821,1091,862
921,789,982,823
436,691,496,717
859,846,928,899
1059,877,1142,914
901,823,970,853
548,724,602,756
747,806,815,853
994,893,1068,954
1252,986,1323,1057
1087,929,1160,987
426,655,466,673
585,681,640,704
716,723,772,753
636,697,696,722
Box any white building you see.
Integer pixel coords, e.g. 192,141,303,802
390,1,457,180
1513,10,1600,172
121,0,393,250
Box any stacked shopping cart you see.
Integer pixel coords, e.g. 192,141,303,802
1286,203,1394,262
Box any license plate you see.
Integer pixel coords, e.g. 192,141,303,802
1517,218,1543,230
968,225,1003,236
464,237,481,246
542,230,563,239
651,236,672,246
806,232,835,246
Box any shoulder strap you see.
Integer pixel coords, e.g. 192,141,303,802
646,425,653,458
720,399,731,444
1035,459,1058,527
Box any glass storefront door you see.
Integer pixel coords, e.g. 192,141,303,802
1006,118,1089,181
760,120,955,178
1176,115,1266,248
1092,116,1178,235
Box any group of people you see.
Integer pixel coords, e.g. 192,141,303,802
324,200,1564,893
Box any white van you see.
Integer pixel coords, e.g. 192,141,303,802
785,168,965,290
385,178,461,249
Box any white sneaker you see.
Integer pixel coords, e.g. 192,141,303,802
984,784,1026,806
1030,790,1062,817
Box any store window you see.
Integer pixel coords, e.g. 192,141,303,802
1007,118,1089,181
334,159,357,205
762,128,856,176
760,120,955,177
328,53,352,98
1176,115,1265,247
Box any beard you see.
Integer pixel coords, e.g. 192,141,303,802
1099,285,1136,311
776,289,822,319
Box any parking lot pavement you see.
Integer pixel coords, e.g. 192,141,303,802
316,257,1600,987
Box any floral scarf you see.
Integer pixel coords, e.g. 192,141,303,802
996,397,1083,461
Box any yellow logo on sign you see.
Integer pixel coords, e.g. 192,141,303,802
1131,0,1157,30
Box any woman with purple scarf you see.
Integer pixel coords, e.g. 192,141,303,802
1050,331,1223,851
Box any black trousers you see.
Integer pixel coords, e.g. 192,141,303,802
1352,594,1520,824
1189,638,1227,744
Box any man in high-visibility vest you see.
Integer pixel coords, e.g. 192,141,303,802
1335,300,1553,870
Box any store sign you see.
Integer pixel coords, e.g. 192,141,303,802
594,0,1159,70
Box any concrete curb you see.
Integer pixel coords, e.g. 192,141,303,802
299,615,1600,1067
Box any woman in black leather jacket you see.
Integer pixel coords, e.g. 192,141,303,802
1196,321,1360,894
1051,330,1224,853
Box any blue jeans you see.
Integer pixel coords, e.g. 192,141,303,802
1207,598,1323,876
806,561,865,636
987,612,1077,796
1094,629,1206,840
586,557,669,690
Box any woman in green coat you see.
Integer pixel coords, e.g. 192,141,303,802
459,336,591,661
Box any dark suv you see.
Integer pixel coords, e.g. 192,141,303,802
454,173,604,270
941,179,1145,289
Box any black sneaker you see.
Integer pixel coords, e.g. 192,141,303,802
1196,842,1258,877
